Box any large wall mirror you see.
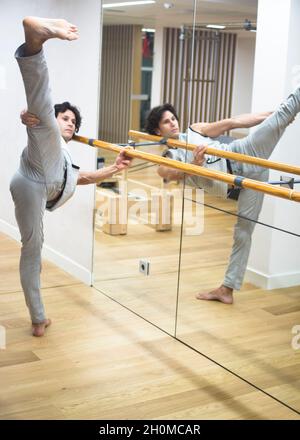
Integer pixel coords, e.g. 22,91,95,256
92,0,196,334
176,0,300,414
93,0,300,414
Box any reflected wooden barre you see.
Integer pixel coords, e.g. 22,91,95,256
129,130,300,176
73,134,300,203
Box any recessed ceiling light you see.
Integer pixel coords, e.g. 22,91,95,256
103,1,156,8
206,24,226,30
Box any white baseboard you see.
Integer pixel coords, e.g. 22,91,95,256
0,219,92,286
245,267,300,290
42,246,92,286
0,219,20,241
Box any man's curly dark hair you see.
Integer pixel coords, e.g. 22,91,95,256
145,103,179,135
54,101,82,133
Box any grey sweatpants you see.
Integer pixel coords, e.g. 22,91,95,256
223,90,300,289
10,45,66,324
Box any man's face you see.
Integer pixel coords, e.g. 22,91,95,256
156,110,180,139
56,109,76,142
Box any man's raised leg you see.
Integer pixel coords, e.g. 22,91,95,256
23,16,78,56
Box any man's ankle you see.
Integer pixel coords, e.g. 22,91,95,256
221,285,233,293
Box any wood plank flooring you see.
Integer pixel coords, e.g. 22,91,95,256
0,232,299,419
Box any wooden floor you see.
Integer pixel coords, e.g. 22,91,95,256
0,232,299,420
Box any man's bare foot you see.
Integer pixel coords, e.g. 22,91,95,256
32,318,51,337
196,285,233,304
23,16,78,45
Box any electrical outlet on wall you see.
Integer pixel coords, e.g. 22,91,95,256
139,259,150,276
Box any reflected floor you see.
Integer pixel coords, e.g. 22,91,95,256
93,175,300,413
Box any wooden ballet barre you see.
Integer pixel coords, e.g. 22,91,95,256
72,134,300,203
129,130,300,177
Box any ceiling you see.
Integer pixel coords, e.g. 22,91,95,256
102,0,258,30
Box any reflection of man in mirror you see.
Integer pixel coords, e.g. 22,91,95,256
145,100,299,304
11,17,131,337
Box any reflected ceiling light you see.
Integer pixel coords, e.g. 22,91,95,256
163,2,174,8
142,28,156,32
103,1,156,8
206,24,226,29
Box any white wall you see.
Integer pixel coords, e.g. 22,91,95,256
246,0,300,289
151,26,164,108
0,0,102,284
231,34,256,127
